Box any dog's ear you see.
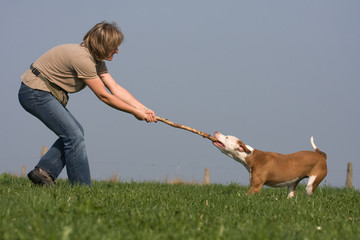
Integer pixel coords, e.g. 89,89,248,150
237,140,252,154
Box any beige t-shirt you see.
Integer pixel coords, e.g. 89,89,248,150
21,44,108,93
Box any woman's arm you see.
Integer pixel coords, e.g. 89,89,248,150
99,73,146,109
99,73,156,122
83,76,156,122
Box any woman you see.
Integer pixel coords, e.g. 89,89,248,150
18,22,157,186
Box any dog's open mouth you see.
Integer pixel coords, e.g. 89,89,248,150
213,141,225,149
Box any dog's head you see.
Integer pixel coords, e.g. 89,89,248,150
213,132,253,162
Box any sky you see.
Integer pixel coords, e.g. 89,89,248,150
1,1,359,189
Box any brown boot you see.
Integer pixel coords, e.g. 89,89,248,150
27,167,54,187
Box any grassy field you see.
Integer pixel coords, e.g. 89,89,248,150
0,173,359,240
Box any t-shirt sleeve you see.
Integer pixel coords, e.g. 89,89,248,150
72,56,98,79
96,61,108,75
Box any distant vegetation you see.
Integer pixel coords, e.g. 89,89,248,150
1,173,359,240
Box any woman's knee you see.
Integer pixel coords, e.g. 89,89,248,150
62,128,85,146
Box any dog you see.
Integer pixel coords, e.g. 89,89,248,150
213,132,327,198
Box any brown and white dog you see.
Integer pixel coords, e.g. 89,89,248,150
213,132,327,198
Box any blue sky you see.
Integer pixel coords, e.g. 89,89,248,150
1,1,359,189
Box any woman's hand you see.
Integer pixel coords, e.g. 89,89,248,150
144,108,157,122
133,108,157,123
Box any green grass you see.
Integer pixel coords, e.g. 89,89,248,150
0,173,359,240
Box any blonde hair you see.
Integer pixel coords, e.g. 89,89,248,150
82,21,123,61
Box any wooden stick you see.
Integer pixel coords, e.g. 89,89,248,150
156,116,218,142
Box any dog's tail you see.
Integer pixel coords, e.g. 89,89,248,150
310,136,327,159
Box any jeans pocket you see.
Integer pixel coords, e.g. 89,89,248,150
18,82,48,112
18,82,33,95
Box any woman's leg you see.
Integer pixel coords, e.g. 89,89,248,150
18,82,91,185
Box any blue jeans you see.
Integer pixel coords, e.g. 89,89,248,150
18,82,91,186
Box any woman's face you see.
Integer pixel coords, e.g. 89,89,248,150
105,47,119,61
